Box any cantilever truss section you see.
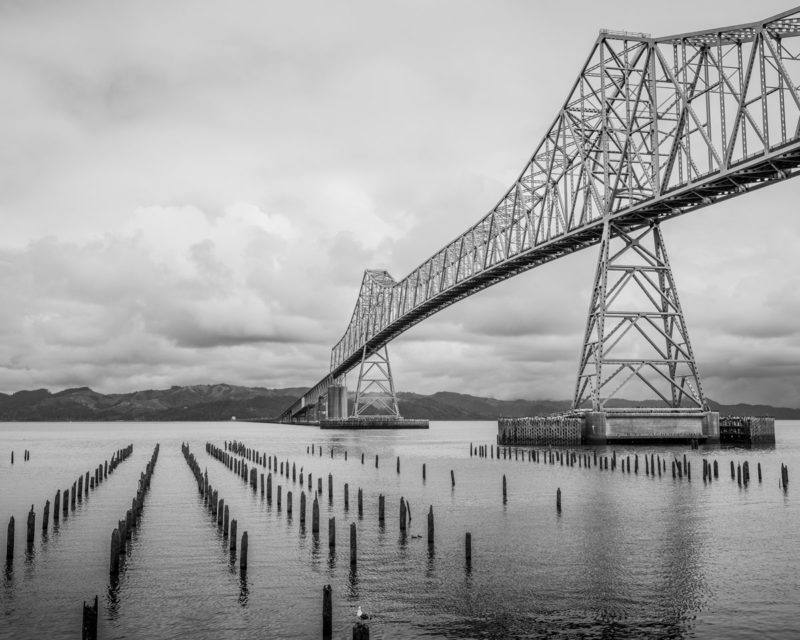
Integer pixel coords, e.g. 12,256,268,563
573,221,706,412
353,345,400,417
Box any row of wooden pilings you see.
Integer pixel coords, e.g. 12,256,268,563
215,444,405,638
469,442,790,490
8,449,32,463
5,444,134,568
182,443,248,573
108,444,159,578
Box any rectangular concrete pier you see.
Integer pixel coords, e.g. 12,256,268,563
320,417,428,429
498,409,720,445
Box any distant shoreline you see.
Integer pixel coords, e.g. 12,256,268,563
2,384,799,422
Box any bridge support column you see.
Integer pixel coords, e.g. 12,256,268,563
327,385,348,419
573,221,708,419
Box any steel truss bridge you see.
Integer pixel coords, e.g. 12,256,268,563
281,7,800,423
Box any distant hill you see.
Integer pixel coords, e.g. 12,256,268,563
1,384,799,421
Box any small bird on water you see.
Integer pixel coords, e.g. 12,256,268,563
356,606,369,620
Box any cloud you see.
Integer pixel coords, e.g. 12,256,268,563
3,0,800,407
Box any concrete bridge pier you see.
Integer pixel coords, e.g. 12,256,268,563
580,410,719,444
327,385,348,419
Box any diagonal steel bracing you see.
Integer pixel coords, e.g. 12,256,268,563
282,8,800,421
573,221,706,412
353,345,400,417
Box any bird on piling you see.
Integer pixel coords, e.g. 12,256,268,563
356,606,369,620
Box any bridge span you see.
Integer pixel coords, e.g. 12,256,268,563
280,7,800,440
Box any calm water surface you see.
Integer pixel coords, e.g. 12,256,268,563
0,420,798,639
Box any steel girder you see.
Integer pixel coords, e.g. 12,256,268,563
281,8,800,421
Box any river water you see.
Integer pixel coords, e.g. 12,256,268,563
0,420,797,639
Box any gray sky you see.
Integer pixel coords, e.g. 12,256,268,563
2,0,800,406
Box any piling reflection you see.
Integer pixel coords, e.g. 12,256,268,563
238,574,249,606
347,567,359,598
106,575,121,618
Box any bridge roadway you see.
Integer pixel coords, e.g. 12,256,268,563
281,8,800,421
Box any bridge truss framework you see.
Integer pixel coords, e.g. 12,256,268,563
282,7,800,422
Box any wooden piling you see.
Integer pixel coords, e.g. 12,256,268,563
109,528,120,575
82,595,98,640
322,584,332,639
344,483,349,510
278,486,282,511
422,463,426,480
450,469,455,487
267,473,272,503
328,517,335,548
300,491,306,526
218,499,225,527
361,453,364,464
230,519,237,552
26,506,35,549
312,496,320,534
224,505,229,536
427,505,434,545
713,459,718,478
378,494,385,524
328,473,333,500
400,497,407,532
358,488,363,517
350,522,357,568
375,454,379,468
63,488,69,517
42,500,50,532
6,516,14,563
556,488,561,513
731,460,735,479
737,463,741,486
240,531,248,572
758,462,762,483
502,474,507,503
465,532,472,566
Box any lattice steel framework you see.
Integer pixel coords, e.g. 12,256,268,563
283,8,800,421
573,221,706,411
353,345,400,417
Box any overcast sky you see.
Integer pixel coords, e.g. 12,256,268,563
2,0,800,406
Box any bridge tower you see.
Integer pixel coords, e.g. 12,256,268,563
572,220,717,442
353,345,400,417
